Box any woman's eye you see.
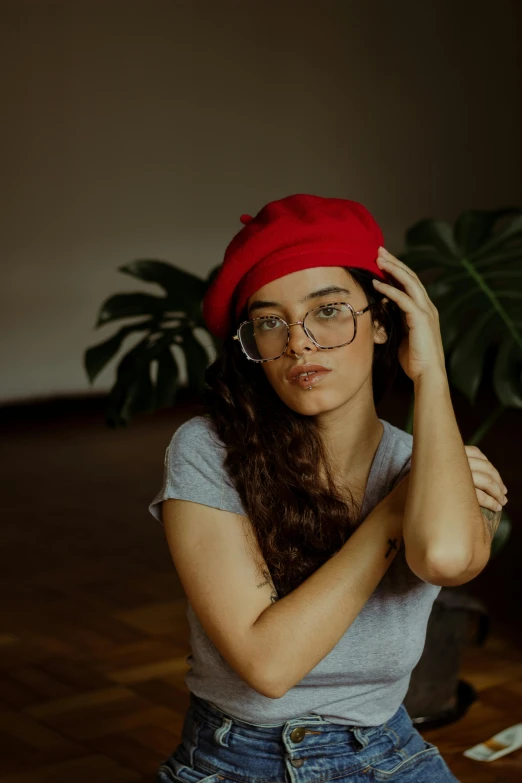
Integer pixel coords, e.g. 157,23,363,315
260,319,281,331
319,307,338,318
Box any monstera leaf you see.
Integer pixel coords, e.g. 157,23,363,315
400,208,522,409
84,260,221,427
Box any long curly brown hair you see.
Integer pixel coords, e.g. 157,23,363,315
203,267,405,599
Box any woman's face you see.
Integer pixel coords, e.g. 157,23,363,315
245,267,388,415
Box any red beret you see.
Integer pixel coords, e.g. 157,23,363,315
202,193,389,339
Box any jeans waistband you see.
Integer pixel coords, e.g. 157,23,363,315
188,691,405,741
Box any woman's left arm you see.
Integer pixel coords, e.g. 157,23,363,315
373,247,507,586
408,373,504,584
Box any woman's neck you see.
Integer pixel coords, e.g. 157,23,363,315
317,399,384,482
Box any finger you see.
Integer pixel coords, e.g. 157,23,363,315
475,487,504,513
465,450,507,490
470,468,507,506
464,444,494,465
378,247,431,298
372,277,425,316
376,255,431,310
464,444,485,457
379,246,417,272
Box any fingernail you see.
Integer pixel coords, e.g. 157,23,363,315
496,503,503,511
502,496,507,504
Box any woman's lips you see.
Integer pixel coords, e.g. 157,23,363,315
289,369,331,389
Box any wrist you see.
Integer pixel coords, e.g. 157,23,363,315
414,368,449,393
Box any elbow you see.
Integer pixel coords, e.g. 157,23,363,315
252,678,286,700
406,545,486,587
261,682,287,700
246,628,289,699
254,669,287,700
245,626,288,699
247,661,286,700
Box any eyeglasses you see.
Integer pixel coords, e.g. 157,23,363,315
233,301,374,363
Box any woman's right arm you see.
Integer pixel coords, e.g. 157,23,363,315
162,477,407,700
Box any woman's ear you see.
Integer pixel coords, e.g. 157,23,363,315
372,298,389,345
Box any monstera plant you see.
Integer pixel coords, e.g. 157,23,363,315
399,207,522,440
84,206,521,553
84,263,221,428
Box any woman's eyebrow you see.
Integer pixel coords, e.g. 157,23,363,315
248,286,352,315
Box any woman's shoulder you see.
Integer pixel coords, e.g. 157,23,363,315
165,414,234,486
148,415,245,524
383,419,413,455
167,414,225,455
379,419,413,488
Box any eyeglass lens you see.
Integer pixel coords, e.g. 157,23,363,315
239,303,355,361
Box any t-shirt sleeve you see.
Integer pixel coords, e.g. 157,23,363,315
385,423,413,492
391,454,411,489
148,415,246,524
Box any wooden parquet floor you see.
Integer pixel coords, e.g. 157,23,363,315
0,396,521,783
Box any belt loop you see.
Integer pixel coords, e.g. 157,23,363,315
214,716,233,747
352,727,370,751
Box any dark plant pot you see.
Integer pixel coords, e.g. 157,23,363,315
404,588,489,730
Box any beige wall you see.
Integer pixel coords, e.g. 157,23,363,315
2,0,521,403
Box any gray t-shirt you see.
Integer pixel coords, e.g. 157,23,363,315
148,415,441,727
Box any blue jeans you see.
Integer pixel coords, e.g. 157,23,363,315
157,692,460,783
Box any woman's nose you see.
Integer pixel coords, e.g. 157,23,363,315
285,321,318,357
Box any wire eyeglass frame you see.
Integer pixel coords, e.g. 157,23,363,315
232,301,375,363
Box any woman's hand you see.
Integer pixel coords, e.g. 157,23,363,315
464,444,508,514
373,246,446,384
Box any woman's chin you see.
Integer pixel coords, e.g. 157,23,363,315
277,387,340,415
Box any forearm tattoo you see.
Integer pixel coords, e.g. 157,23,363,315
480,506,503,543
385,537,400,559
258,568,279,603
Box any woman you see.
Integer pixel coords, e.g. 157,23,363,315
149,194,507,783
